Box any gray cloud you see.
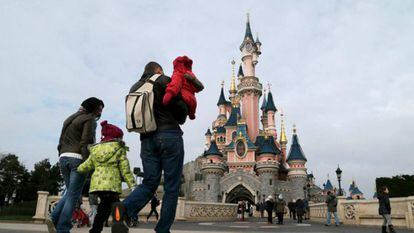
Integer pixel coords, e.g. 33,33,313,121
1,0,413,198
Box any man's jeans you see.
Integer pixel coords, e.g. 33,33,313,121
123,130,184,233
326,211,340,225
51,157,86,233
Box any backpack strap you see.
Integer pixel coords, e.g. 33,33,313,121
136,74,161,92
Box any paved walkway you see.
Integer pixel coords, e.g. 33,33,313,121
0,220,412,233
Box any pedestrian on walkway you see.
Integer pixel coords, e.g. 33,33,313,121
296,198,305,224
113,62,188,233
325,191,340,226
46,97,104,233
378,186,396,233
77,120,136,233
265,195,275,224
146,194,160,223
237,201,243,220
259,201,265,218
275,194,286,225
288,199,297,220
304,198,310,220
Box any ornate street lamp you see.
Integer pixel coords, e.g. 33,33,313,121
336,165,343,196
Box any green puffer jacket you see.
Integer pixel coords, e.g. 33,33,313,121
77,140,136,194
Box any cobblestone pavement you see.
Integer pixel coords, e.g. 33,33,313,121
0,219,413,233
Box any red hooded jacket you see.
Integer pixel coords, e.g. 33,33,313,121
163,56,200,119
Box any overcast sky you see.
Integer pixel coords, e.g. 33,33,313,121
1,0,413,198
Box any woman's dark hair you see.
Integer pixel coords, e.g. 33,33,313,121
380,186,388,194
81,97,104,113
143,61,162,75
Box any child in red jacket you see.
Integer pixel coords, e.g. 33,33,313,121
162,56,204,120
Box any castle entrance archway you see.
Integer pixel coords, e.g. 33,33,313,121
225,184,255,204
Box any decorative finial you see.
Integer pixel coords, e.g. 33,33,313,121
247,13,250,22
221,80,225,88
279,109,288,144
230,60,237,94
268,82,272,92
293,124,297,134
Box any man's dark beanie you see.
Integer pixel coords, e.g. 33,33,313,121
81,97,104,113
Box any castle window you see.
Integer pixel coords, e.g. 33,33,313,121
208,184,210,190
269,179,272,186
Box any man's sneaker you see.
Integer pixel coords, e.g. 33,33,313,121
45,217,56,233
111,202,129,233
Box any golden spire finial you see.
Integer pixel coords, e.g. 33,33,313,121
230,59,237,94
279,110,288,144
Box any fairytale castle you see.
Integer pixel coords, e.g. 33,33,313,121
181,15,323,204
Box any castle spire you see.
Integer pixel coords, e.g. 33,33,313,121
279,111,288,145
217,81,228,106
265,88,277,112
244,13,254,42
260,89,267,111
286,125,307,162
229,60,237,95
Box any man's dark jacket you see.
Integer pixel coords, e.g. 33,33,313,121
58,111,96,160
129,73,188,137
378,194,391,215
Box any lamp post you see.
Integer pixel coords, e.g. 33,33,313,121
336,165,343,196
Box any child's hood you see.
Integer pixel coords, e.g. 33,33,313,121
173,56,193,72
89,140,125,163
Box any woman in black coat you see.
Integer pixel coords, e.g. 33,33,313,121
295,199,305,224
265,196,275,224
378,186,396,233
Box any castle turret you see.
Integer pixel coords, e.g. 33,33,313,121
204,128,212,150
265,88,277,138
202,140,225,202
214,82,230,128
287,125,308,199
260,89,268,130
238,14,262,141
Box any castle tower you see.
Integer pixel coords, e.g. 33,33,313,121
265,87,278,138
201,140,225,202
214,82,229,128
287,125,308,199
279,112,288,163
256,136,280,198
238,14,263,141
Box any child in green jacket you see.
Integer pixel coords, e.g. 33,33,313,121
78,120,136,233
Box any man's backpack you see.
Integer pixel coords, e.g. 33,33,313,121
125,74,160,133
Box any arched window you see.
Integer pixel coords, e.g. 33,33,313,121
208,184,210,190
269,179,273,186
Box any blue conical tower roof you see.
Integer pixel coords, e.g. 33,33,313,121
205,128,212,136
238,64,244,77
224,106,241,127
265,91,277,112
204,140,223,157
324,179,334,191
260,94,267,111
217,87,228,106
286,128,307,162
257,136,281,155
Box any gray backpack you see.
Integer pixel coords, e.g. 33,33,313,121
125,74,160,133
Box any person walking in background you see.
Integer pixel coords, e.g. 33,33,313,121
78,120,136,233
237,201,243,220
296,198,305,224
259,200,265,218
378,186,396,233
325,191,340,227
46,97,104,233
265,195,275,224
275,194,286,225
113,62,188,233
288,199,297,220
146,194,160,223
304,198,310,220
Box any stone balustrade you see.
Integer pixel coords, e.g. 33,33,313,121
309,196,414,229
33,192,238,223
